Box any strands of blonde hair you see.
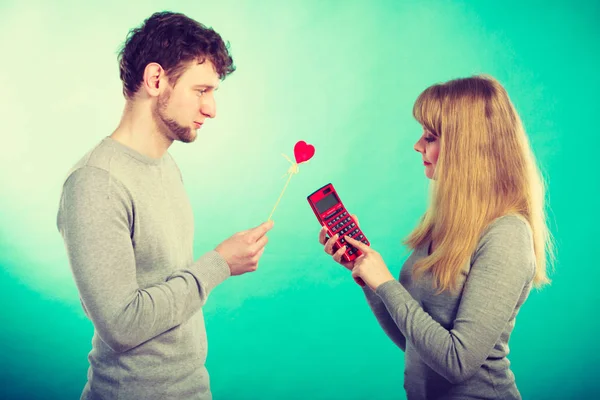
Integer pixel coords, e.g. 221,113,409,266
404,75,554,294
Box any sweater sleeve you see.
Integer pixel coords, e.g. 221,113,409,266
374,217,535,383
362,286,406,351
57,167,231,353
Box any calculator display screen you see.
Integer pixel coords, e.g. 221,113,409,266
315,193,339,214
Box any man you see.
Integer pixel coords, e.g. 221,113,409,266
57,11,273,399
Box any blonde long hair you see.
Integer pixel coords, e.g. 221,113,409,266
404,75,554,293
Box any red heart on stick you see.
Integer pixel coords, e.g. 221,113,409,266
294,141,315,164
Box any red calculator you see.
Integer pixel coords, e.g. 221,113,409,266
307,183,370,264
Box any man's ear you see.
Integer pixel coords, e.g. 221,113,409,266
141,62,167,97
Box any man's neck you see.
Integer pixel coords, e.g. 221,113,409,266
110,100,173,159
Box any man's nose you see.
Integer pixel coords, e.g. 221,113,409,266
201,97,216,118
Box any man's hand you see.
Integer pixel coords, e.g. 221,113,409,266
215,220,274,276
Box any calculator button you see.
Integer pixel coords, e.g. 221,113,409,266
350,222,356,228
362,239,368,244
358,234,364,240
342,211,348,217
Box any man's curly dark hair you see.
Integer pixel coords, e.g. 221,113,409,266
118,11,236,99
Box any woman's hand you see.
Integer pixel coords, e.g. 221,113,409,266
344,235,395,291
318,216,358,271
319,215,367,285
318,215,393,288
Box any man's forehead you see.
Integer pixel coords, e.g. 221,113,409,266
182,60,220,86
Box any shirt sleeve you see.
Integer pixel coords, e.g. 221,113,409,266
57,166,231,353
362,286,406,351
374,217,535,383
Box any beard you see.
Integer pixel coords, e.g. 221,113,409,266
154,88,196,143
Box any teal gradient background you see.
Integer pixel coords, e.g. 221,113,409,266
1,0,598,399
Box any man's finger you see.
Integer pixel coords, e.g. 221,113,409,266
250,220,275,241
252,233,269,254
344,235,370,252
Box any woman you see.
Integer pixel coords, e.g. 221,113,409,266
319,75,553,399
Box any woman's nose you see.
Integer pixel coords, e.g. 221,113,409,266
414,139,424,153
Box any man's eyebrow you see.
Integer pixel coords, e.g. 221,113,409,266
193,84,217,90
